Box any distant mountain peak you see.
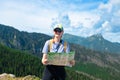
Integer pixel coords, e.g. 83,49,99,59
87,33,104,41
91,33,103,38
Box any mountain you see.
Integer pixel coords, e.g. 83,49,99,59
0,24,51,56
63,33,120,54
0,24,120,80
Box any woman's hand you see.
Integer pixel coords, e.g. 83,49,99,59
69,60,75,66
42,58,48,65
42,53,48,65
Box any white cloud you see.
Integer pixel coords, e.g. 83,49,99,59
0,0,58,34
101,21,111,32
69,11,100,28
98,2,112,13
103,32,120,43
110,0,120,4
91,0,120,42
0,0,120,43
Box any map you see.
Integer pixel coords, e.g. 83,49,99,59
47,51,75,67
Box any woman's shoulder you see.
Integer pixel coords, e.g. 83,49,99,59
44,39,51,44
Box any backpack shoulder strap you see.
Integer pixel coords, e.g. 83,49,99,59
48,39,67,52
48,39,53,52
63,41,67,52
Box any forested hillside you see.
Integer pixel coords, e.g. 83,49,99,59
0,44,96,80
0,44,43,77
0,43,120,80
0,24,51,57
71,43,120,80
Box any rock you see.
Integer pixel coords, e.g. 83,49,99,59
0,73,41,80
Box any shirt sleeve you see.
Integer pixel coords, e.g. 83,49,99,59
66,42,70,53
42,40,49,54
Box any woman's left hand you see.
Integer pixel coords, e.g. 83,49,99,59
69,60,75,66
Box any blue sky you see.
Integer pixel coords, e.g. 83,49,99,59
0,0,120,43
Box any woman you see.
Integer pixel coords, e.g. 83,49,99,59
42,24,72,80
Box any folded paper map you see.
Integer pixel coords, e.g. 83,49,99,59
47,51,75,66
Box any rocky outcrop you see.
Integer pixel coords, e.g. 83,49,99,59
0,73,41,80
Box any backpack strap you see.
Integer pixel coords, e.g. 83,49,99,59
48,39,67,52
63,41,67,52
48,39,53,52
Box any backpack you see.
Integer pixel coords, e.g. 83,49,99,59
48,39,67,52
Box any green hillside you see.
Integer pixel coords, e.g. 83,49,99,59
71,43,120,80
1,43,119,80
0,24,51,57
0,44,96,80
0,44,43,78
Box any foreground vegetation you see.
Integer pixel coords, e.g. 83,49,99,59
0,44,95,80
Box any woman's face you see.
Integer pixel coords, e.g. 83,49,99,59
54,29,63,38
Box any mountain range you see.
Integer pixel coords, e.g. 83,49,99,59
0,24,120,55
62,33,120,54
0,24,120,80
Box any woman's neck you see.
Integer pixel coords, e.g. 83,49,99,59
53,37,60,43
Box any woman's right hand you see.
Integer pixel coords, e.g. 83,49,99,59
42,58,48,65
42,53,48,65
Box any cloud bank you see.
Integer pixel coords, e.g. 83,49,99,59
0,0,120,42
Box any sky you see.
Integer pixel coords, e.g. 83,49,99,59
0,0,120,43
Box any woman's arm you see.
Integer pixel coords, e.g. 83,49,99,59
41,40,49,65
42,53,48,65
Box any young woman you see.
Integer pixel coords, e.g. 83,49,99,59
42,24,71,80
